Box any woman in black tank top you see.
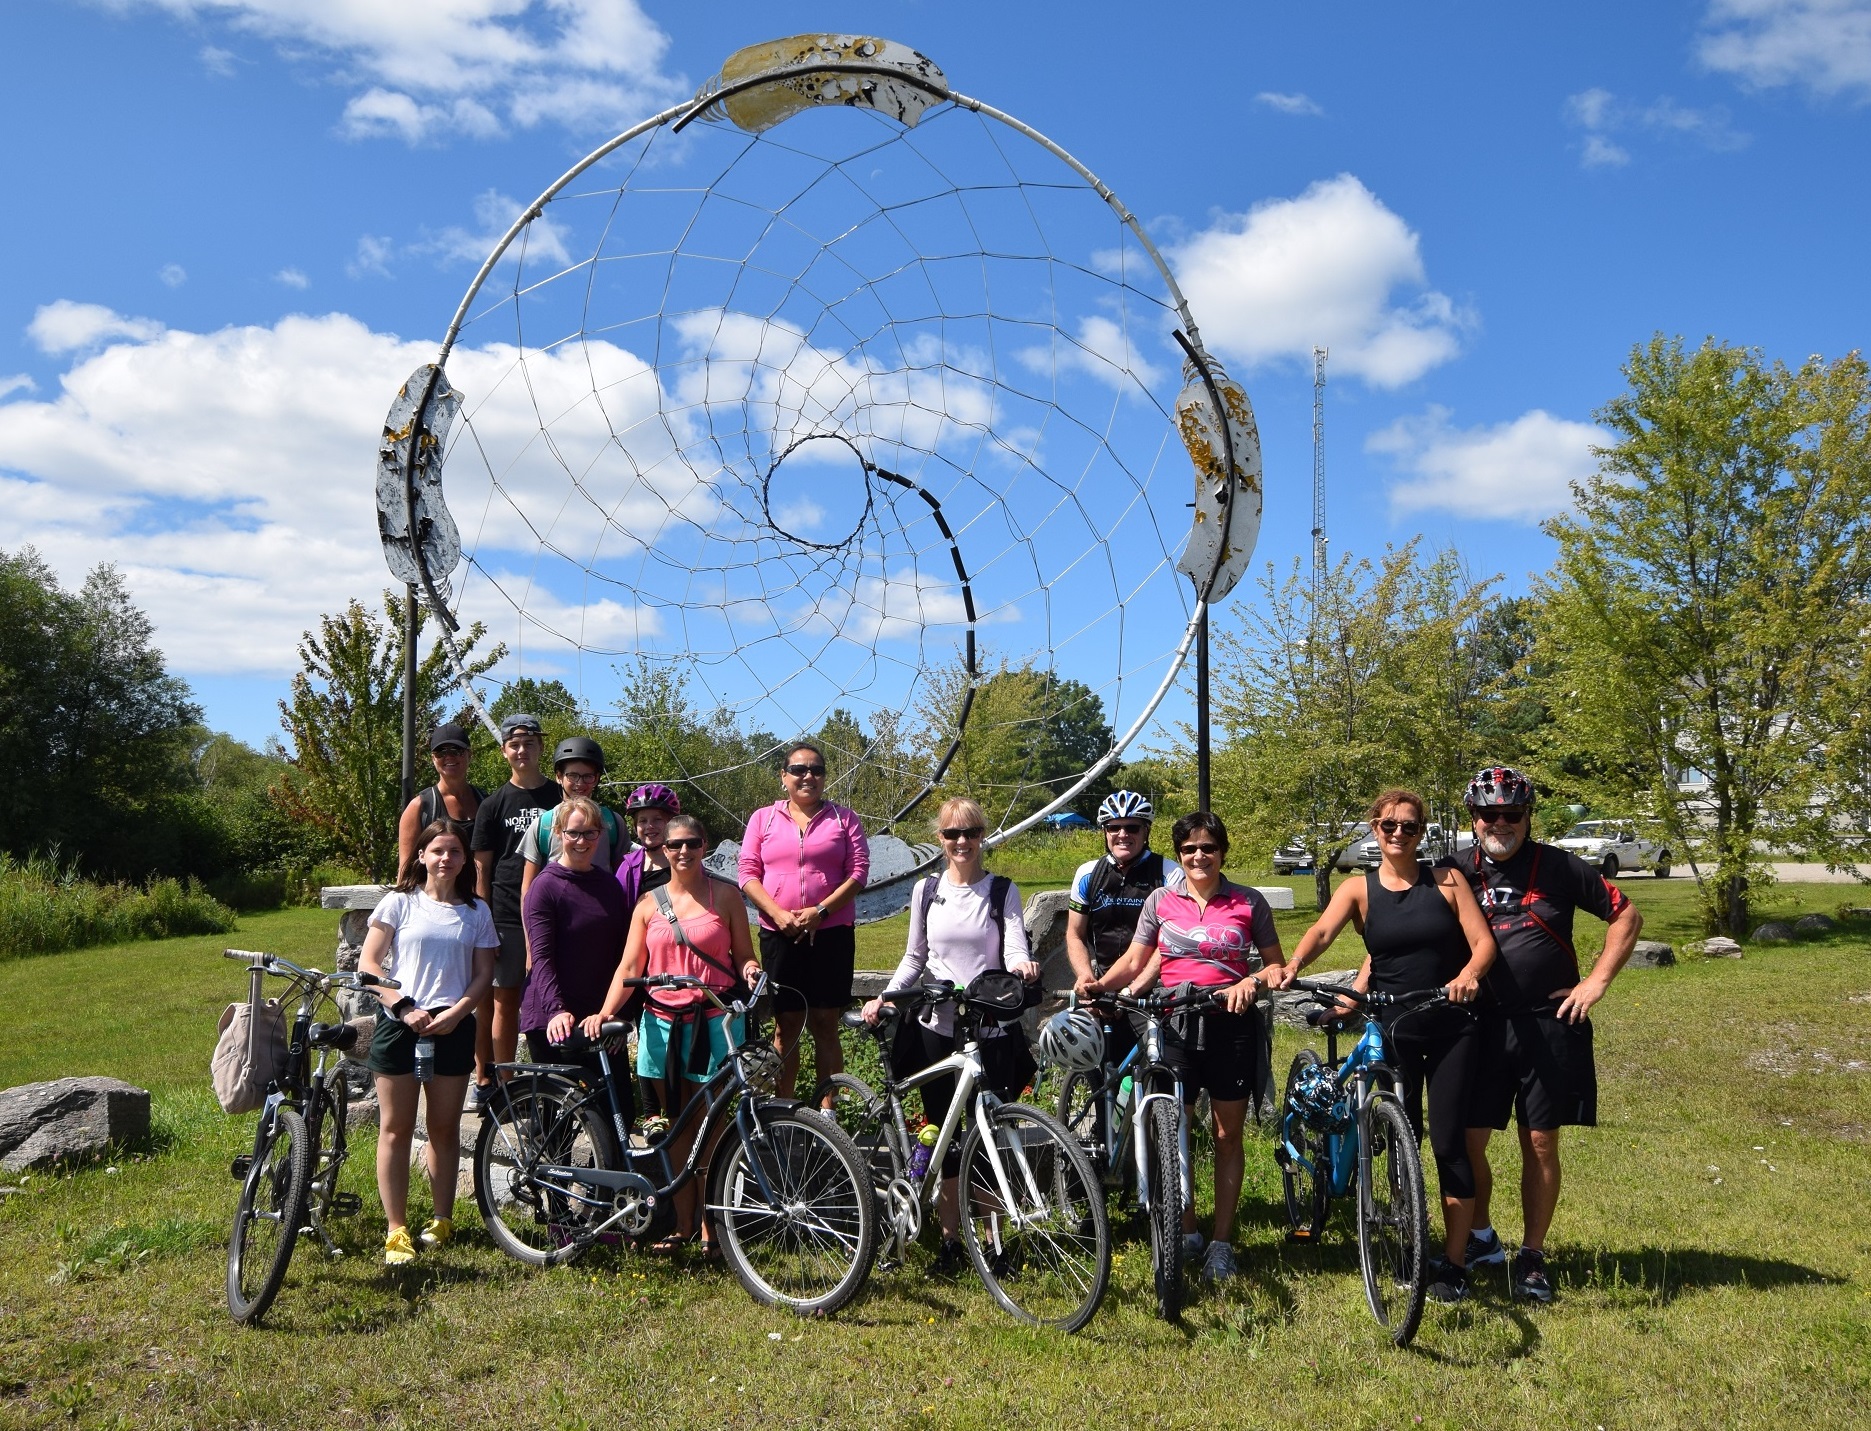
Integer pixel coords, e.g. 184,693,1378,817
1268,788,1497,1301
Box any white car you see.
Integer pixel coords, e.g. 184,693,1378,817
1553,820,1671,878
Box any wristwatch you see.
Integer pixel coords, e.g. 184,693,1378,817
816,904,828,921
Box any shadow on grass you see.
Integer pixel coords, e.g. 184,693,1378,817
1559,1246,1842,1304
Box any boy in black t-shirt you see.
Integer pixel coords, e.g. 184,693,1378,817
469,713,561,1099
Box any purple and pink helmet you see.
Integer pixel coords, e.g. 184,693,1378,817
625,782,681,814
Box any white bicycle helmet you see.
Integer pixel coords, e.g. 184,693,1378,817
1038,1009,1105,1073
1097,790,1153,827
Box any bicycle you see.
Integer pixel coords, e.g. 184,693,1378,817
472,972,879,1317
1052,986,1225,1320
222,948,391,1324
1275,978,1449,1346
817,980,1112,1332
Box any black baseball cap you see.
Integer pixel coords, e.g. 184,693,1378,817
428,723,471,752
498,713,544,740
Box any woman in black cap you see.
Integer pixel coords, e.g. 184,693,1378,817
396,723,485,873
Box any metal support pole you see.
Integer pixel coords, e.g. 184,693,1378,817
401,582,418,809
1196,606,1211,813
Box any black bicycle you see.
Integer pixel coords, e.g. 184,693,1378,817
222,948,389,1324
473,972,879,1316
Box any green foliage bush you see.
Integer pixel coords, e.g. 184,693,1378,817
0,853,236,960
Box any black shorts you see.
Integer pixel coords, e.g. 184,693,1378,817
891,1018,1037,1176
1161,1005,1264,1103
1470,1010,1597,1131
761,925,856,1012
522,1030,635,1129
367,1010,477,1077
492,923,528,990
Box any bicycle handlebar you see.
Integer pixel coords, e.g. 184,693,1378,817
1105,985,1225,1017
221,948,399,991
618,970,768,1017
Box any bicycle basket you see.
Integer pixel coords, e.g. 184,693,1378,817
737,1042,781,1095
964,969,1030,1017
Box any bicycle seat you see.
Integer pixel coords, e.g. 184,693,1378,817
599,1019,630,1037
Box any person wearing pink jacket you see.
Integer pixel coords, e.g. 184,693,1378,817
738,741,871,1102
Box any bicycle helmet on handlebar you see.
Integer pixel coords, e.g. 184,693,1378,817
1038,1009,1105,1072
1463,765,1534,811
1096,790,1153,827
625,782,681,814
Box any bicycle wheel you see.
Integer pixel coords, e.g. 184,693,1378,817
1055,1069,1105,1171
814,1073,903,1197
473,1078,616,1267
1356,1092,1429,1346
1144,1097,1184,1320
306,1068,349,1225
227,1106,311,1324
1279,1050,1329,1241
958,1102,1111,1333
709,1105,878,1316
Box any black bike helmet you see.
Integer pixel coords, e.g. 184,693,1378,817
1464,765,1534,810
552,736,606,774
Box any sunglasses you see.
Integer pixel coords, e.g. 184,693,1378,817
940,826,985,841
665,836,706,852
1178,842,1221,857
1376,819,1423,837
560,826,599,842
1475,809,1527,825
432,746,468,758
785,763,826,777
1104,822,1147,836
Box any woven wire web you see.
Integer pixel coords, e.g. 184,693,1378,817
439,99,1196,835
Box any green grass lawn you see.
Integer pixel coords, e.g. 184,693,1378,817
2,893,1869,1428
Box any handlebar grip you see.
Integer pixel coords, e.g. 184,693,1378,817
223,948,269,963
356,972,400,989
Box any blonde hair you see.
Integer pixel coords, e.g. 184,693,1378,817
936,796,987,832
1364,788,1426,824
558,796,604,832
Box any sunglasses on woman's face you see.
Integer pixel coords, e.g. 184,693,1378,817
785,763,825,777
665,836,705,852
1178,842,1221,857
940,826,985,841
1376,819,1422,837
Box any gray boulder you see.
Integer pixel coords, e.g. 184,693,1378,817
1628,940,1676,969
1753,921,1797,944
1692,936,1744,959
0,1077,152,1172
1269,969,1358,1029
1794,913,1839,937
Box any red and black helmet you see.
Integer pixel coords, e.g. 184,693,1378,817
1464,766,1534,810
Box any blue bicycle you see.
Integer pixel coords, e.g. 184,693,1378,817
1276,978,1448,1346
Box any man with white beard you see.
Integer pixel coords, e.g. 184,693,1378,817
1450,766,1643,1303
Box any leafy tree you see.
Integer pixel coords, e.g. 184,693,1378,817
1533,336,1871,935
1208,544,1499,908
273,592,500,881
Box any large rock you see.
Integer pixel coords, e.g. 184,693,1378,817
1753,921,1797,944
1691,936,1744,959
0,1077,152,1172
1794,913,1839,938
1628,940,1676,969
1269,969,1358,1029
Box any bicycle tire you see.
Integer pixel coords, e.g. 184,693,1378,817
1145,1097,1184,1320
1279,1050,1329,1240
709,1105,878,1316
1356,1092,1429,1346
813,1073,904,1200
958,1102,1111,1333
1055,1069,1105,1171
227,1106,311,1324
473,1077,616,1268
306,1067,349,1226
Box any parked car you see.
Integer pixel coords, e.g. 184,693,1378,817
1552,820,1671,878
1344,821,1464,869
1041,811,1093,831
1272,823,1369,874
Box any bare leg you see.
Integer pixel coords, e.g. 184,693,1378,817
1442,1194,1475,1266
773,1009,807,1099
1519,1126,1562,1250
1467,1127,1495,1230
419,1074,470,1221
474,993,496,1088
1208,1097,1249,1244
491,987,522,1067
806,1006,844,1104
937,1175,960,1240
375,1073,420,1232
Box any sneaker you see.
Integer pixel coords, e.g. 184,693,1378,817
1181,1230,1206,1263
1201,1239,1237,1284
1512,1247,1555,1304
417,1216,453,1250
1466,1225,1508,1267
930,1238,967,1278
470,1081,494,1110
1427,1258,1469,1304
383,1226,416,1266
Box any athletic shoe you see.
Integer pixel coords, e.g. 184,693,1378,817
1466,1226,1508,1267
383,1226,417,1266
1427,1259,1470,1304
1512,1247,1555,1303
470,1081,494,1111
930,1239,967,1278
1181,1230,1206,1263
417,1217,453,1250
1201,1239,1237,1284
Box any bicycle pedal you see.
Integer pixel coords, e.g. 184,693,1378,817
1286,1228,1319,1244
229,1155,254,1180
327,1192,363,1218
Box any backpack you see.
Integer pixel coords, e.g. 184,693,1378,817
417,781,484,831
919,873,1012,958
210,998,288,1115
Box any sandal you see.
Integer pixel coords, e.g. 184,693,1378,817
649,1232,692,1255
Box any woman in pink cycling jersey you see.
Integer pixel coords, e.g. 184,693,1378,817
738,741,870,1101
1081,811,1285,1284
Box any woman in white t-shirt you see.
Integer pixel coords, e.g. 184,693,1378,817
862,796,1038,1273
359,819,499,1265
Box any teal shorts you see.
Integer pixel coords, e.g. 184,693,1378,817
637,1010,746,1083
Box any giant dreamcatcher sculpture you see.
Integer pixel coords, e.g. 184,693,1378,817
377,35,1261,897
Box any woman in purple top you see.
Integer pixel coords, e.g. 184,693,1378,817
862,797,1038,1271
738,741,871,1101
520,796,634,1123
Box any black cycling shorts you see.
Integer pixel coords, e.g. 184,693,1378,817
367,1010,477,1078
761,925,856,1013
1470,1009,1597,1131
1161,1004,1264,1103
891,1018,1036,1177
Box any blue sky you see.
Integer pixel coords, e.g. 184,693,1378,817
3,1,1868,754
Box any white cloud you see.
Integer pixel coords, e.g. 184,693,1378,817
1168,175,1470,388
1699,0,1871,100
122,0,686,142
1256,91,1324,116
0,375,38,400
27,300,164,353
1368,405,1608,522
420,189,572,268
1565,87,1748,168
275,267,309,289
1018,314,1164,391
199,43,235,76
159,263,188,288
346,234,394,279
